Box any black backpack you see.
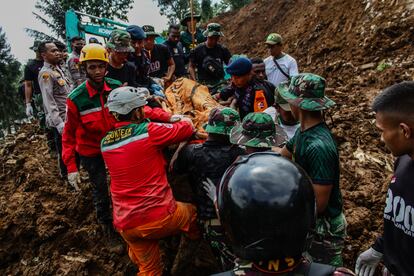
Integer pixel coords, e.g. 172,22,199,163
201,45,225,79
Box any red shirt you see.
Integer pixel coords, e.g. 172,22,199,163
101,120,193,230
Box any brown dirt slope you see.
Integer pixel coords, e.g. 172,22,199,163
0,124,133,275
215,0,414,268
2,1,414,274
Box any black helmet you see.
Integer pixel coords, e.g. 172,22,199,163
218,152,316,261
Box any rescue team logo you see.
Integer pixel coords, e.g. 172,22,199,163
384,187,414,237
103,127,133,145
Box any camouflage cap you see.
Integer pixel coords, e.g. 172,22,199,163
106,29,134,52
275,81,291,111
142,25,159,37
278,73,336,111
265,33,283,45
204,107,240,135
203,23,224,37
180,11,201,26
30,40,42,51
230,112,288,148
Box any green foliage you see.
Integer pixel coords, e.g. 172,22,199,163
26,0,134,41
376,60,392,72
201,0,214,22
0,27,24,133
212,1,230,16
154,0,201,24
222,0,251,10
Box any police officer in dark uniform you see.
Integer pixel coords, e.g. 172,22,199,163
24,40,44,118
163,24,187,78
212,152,354,276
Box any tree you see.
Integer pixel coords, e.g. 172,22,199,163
0,27,23,134
201,0,213,22
212,1,230,16
154,0,201,24
222,0,251,10
26,0,134,41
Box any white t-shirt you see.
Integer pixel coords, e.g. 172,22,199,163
280,122,300,140
264,54,298,86
263,107,300,140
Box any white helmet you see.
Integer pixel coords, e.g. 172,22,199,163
107,86,149,115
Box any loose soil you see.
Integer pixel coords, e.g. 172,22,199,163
2,0,414,274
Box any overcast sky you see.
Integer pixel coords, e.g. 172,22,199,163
0,0,169,63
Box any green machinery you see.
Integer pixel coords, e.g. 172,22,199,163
65,9,165,52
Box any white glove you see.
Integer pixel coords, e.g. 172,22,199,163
56,122,65,134
26,103,34,117
202,178,217,203
67,172,81,191
170,115,183,123
355,247,383,276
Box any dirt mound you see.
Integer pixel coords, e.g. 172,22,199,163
2,1,414,274
0,124,133,275
215,0,414,268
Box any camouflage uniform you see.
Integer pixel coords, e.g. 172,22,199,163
106,29,135,53
279,73,346,266
230,112,288,148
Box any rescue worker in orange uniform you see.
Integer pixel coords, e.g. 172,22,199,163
101,86,199,275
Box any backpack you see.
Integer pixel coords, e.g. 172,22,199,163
201,44,225,79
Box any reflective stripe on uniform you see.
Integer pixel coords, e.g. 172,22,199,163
80,107,103,116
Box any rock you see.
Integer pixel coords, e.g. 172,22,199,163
360,63,376,70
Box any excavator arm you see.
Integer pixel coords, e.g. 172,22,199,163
65,9,165,52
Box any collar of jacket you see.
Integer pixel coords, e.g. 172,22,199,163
86,80,111,98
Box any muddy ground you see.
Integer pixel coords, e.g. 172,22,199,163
2,0,414,275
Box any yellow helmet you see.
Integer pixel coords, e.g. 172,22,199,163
79,43,109,63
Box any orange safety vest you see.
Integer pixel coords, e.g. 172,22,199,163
254,89,269,112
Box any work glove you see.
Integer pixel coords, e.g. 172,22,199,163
170,114,183,123
67,172,81,191
202,178,217,203
26,103,34,117
355,247,383,276
150,83,166,98
56,122,65,134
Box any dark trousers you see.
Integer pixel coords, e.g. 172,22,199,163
79,155,112,225
52,127,67,178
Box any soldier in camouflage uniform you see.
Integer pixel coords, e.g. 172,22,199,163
278,73,346,266
212,152,354,276
230,112,287,154
180,11,206,61
174,107,245,271
106,29,137,86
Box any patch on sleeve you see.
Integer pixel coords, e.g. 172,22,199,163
41,73,50,80
58,79,66,86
